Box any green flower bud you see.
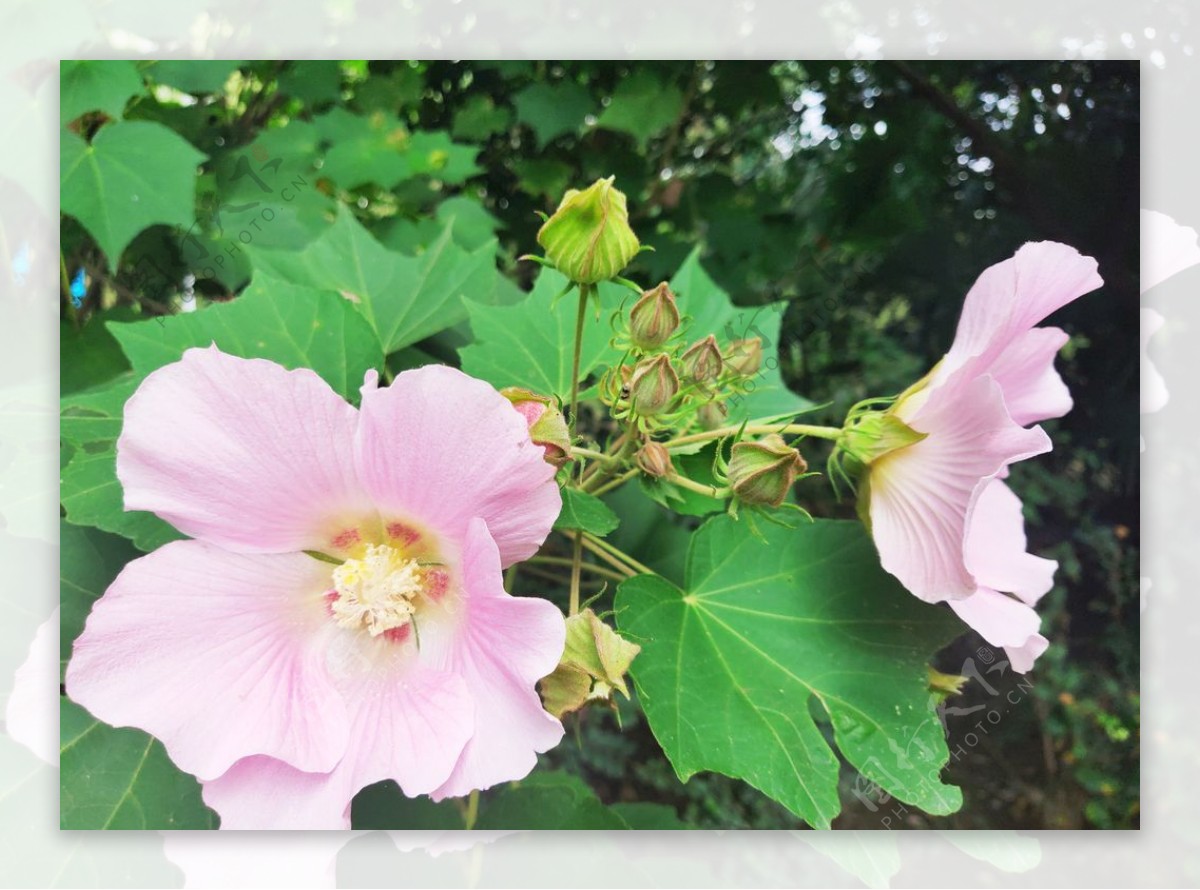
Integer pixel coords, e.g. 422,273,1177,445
727,434,806,507
499,386,572,468
724,337,763,376
635,441,673,478
628,354,679,416
536,177,640,285
680,334,724,383
698,400,728,431
628,282,680,350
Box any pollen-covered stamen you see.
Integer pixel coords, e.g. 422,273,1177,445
329,544,428,637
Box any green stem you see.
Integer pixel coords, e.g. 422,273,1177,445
665,472,730,499
577,535,639,579
570,446,614,464
581,531,655,577
566,286,593,615
586,468,638,497
465,789,479,830
663,422,842,450
526,555,629,584
568,533,584,616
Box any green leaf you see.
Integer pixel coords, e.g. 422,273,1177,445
595,71,684,149
60,446,183,552
458,267,625,399
60,374,138,446
377,196,501,254
315,108,416,189
553,488,620,536
60,521,137,681
609,801,690,829
278,60,343,105
60,60,144,125
144,60,243,94
61,121,206,264
405,130,482,184
615,516,964,829
247,205,498,354
60,698,216,829
107,272,384,402
351,782,464,829
452,94,513,142
669,248,812,421
513,81,595,148
60,310,134,395
473,771,628,830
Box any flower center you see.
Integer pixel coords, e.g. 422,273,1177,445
329,544,429,637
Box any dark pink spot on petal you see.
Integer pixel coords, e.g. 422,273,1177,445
323,591,340,616
331,528,361,550
423,568,450,602
387,522,421,546
383,624,412,644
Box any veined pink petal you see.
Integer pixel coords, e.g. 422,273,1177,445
1141,209,1200,294
432,518,565,799
985,327,1072,427
202,660,473,829
65,540,349,782
869,375,1050,603
117,346,372,553
356,365,561,567
949,589,1047,674
964,479,1057,605
933,242,1102,391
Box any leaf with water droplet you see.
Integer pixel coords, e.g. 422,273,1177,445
617,515,964,828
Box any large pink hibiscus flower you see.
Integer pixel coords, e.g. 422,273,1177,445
860,242,1103,671
65,347,566,828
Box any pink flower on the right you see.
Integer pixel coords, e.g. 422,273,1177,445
851,242,1103,672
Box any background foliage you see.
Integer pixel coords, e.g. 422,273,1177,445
59,59,1139,829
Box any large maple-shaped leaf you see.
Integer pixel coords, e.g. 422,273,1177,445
60,120,206,264
246,205,499,353
616,515,964,829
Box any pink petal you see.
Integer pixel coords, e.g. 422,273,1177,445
1005,634,1049,674
432,518,566,799
65,540,349,782
964,479,1057,605
949,590,1047,674
1141,209,1200,294
202,661,473,829
935,242,1102,389
117,346,371,553
986,326,1072,427
356,365,560,567
869,375,1050,603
